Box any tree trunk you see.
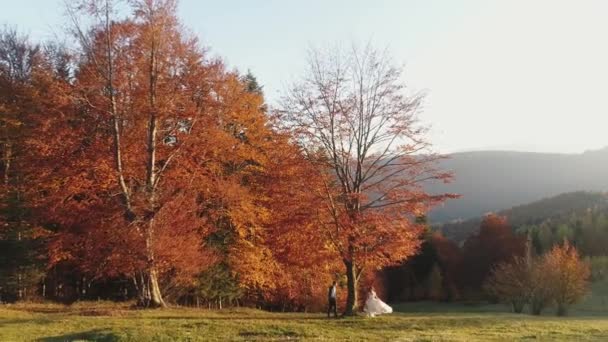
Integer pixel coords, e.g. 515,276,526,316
512,300,525,314
136,272,148,306
139,219,166,308
133,218,166,308
135,267,165,308
556,302,568,316
147,266,165,308
17,272,23,300
531,300,544,315
3,141,11,186
103,3,133,218
344,259,358,316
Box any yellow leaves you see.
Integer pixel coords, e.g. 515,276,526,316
228,239,279,291
0,116,22,127
47,247,74,266
542,241,591,304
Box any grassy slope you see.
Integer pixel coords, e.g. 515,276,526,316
1,301,608,341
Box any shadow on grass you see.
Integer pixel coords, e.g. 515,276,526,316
239,326,308,339
14,308,71,314
37,329,119,342
0,318,54,327
151,315,327,322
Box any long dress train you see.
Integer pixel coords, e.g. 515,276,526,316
363,289,393,317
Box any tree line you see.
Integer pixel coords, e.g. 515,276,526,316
0,0,454,313
385,213,591,316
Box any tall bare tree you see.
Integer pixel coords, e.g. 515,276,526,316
281,43,455,315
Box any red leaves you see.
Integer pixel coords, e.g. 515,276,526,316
461,214,527,290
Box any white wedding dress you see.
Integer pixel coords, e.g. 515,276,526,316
363,289,393,317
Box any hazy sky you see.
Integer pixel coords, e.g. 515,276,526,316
1,0,607,154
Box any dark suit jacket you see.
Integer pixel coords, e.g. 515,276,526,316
328,286,336,301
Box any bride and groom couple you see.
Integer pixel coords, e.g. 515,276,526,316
327,281,393,318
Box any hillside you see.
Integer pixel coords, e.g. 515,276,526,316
436,191,608,243
426,147,608,223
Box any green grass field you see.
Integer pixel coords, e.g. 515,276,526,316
1,300,608,341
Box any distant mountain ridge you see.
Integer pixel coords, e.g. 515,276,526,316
425,147,608,223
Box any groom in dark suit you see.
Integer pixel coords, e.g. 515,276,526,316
327,281,338,318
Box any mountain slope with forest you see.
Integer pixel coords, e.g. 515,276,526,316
436,191,608,243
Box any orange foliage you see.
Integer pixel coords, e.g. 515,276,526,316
259,139,342,310
21,0,282,306
542,241,590,315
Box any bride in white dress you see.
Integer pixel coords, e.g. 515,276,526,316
363,287,393,317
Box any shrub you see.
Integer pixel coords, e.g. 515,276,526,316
484,256,531,313
542,241,590,316
528,258,554,315
485,240,590,316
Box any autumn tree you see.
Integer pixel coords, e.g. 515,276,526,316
49,0,210,307
461,214,526,294
431,232,463,301
257,135,342,311
26,0,263,307
281,43,455,315
543,241,590,316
